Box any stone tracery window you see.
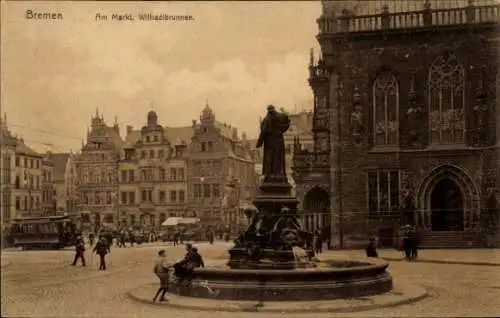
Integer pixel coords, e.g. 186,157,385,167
372,71,399,146
428,52,465,144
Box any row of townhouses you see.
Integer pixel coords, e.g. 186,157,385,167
1,114,78,229
75,104,258,232
1,104,313,233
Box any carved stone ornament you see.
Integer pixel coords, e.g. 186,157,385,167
406,75,424,147
350,86,365,144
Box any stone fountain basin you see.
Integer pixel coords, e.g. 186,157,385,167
169,258,393,301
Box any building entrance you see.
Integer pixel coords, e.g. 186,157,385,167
303,187,330,235
430,178,464,231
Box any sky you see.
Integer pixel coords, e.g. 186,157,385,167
1,1,322,153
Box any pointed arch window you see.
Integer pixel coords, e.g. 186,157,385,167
428,52,465,144
373,71,399,146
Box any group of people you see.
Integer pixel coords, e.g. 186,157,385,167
152,243,205,302
401,226,420,260
71,234,111,270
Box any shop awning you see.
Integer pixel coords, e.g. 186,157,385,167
161,217,200,227
239,203,257,211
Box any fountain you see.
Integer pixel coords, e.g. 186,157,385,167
169,105,393,301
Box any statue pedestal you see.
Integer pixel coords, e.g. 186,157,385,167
227,181,306,269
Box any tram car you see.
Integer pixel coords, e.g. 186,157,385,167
9,215,82,250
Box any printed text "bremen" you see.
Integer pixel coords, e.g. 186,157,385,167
26,10,63,20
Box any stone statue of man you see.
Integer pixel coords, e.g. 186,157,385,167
256,105,290,183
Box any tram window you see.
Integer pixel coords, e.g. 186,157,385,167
40,224,48,233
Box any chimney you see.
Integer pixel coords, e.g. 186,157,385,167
192,119,197,127
126,125,133,136
232,127,238,140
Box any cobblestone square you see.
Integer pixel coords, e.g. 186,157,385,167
2,243,500,317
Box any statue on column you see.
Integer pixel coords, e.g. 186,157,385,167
256,105,290,183
406,75,424,148
350,86,365,144
473,70,489,146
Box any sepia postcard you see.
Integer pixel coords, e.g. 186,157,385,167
1,1,499,317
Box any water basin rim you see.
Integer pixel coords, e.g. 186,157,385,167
194,262,389,276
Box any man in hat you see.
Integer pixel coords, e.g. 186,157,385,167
153,249,172,302
72,237,86,267
93,237,110,270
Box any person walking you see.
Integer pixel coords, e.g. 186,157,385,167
72,237,86,267
93,237,110,270
153,249,172,302
314,226,323,254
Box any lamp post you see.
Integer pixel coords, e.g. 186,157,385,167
226,177,241,236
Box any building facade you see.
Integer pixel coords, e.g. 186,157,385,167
118,111,191,229
47,152,78,216
188,104,257,231
76,111,123,232
1,114,16,231
9,136,44,219
294,0,500,247
41,153,54,215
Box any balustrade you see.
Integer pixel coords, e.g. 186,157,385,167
318,4,500,34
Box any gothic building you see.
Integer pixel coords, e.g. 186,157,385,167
118,111,191,229
76,110,123,232
294,0,500,247
188,103,256,231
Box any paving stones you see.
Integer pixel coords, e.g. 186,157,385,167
2,243,500,317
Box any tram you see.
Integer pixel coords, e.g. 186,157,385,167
9,215,81,250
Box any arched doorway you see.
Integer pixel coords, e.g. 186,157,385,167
430,178,464,231
303,187,331,234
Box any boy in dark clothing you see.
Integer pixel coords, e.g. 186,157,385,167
189,247,205,268
93,237,110,270
72,238,86,266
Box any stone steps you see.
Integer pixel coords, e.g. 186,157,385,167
419,231,484,249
